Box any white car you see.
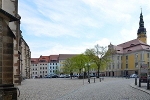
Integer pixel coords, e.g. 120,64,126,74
130,74,138,78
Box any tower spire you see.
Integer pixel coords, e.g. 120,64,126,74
137,8,147,44
137,8,146,34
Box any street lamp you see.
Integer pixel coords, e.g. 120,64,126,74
85,63,90,83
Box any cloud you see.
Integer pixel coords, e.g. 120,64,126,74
18,0,150,58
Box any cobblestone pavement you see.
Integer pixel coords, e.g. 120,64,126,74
17,77,150,100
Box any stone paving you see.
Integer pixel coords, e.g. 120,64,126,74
17,77,150,100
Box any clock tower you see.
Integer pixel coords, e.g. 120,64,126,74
137,9,147,44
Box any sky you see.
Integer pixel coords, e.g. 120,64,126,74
18,0,150,58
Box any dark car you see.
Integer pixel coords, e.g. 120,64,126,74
51,74,59,78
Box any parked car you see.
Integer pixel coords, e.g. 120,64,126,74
51,74,59,78
130,74,138,78
59,74,66,78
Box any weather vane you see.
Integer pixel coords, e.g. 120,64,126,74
140,6,142,13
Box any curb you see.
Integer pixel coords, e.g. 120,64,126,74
130,83,150,95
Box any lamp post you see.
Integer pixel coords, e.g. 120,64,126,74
85,63,90,83
83,68,85,85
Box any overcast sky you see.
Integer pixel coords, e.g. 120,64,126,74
18,0,150,58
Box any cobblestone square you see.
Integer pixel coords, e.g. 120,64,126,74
17,77,150,100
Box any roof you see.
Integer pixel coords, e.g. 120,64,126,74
0,8,18,22
38,56,50,63
59,54,78,60
49,55,59,62
111,39,150,54
31,58,39,64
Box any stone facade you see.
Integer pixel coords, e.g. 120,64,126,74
0,0,31,85
21,38,31,79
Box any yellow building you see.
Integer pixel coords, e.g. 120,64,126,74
106,11,150,77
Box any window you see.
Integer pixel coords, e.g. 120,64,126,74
56,63,57,65
126,56,128,60
135,62,138,68
113,64,114,69
33,72,34,74
46,67,47,69
40,71,41,73
53,67,54,69
126,64,128,69
46,71,47,73
45,64,47,65
50,63,51,65
140,52,142,60
56,66,57,69
33,68,34,70
117,56,119,60
40,67,42,69
118,63,119,69
43,67,44,69
35,72,37,74
53,63,54,65
148,62,149,67
50,67,51,69
43,71,44,73
147,53,149,58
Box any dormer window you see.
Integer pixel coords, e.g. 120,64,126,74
127,49,132,52
130,43,135,46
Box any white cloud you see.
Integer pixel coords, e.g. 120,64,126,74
18,0,150,58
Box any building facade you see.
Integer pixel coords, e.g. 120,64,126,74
0,0,31,85
31,54,78,78
106,11,150,77
49,55,59,75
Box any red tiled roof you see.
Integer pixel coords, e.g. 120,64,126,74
114,39,150,54
49,55,59,62
38,56,50,63
31,58,39,64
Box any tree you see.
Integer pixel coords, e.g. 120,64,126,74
62,58,74,75
84,44,113,78
71,54,89,75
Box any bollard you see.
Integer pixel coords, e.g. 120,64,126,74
147,79,149,89
135,77,137,85
94,78,95,83
139,79,141,87
100,77,101,82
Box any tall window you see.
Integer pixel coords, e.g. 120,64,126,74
147,53,149,58
126,56,128,60
118,63,119,69
113,64,114,69
117,56,119,60
135,62,138,68
126,64,128,69
148,62,149,67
